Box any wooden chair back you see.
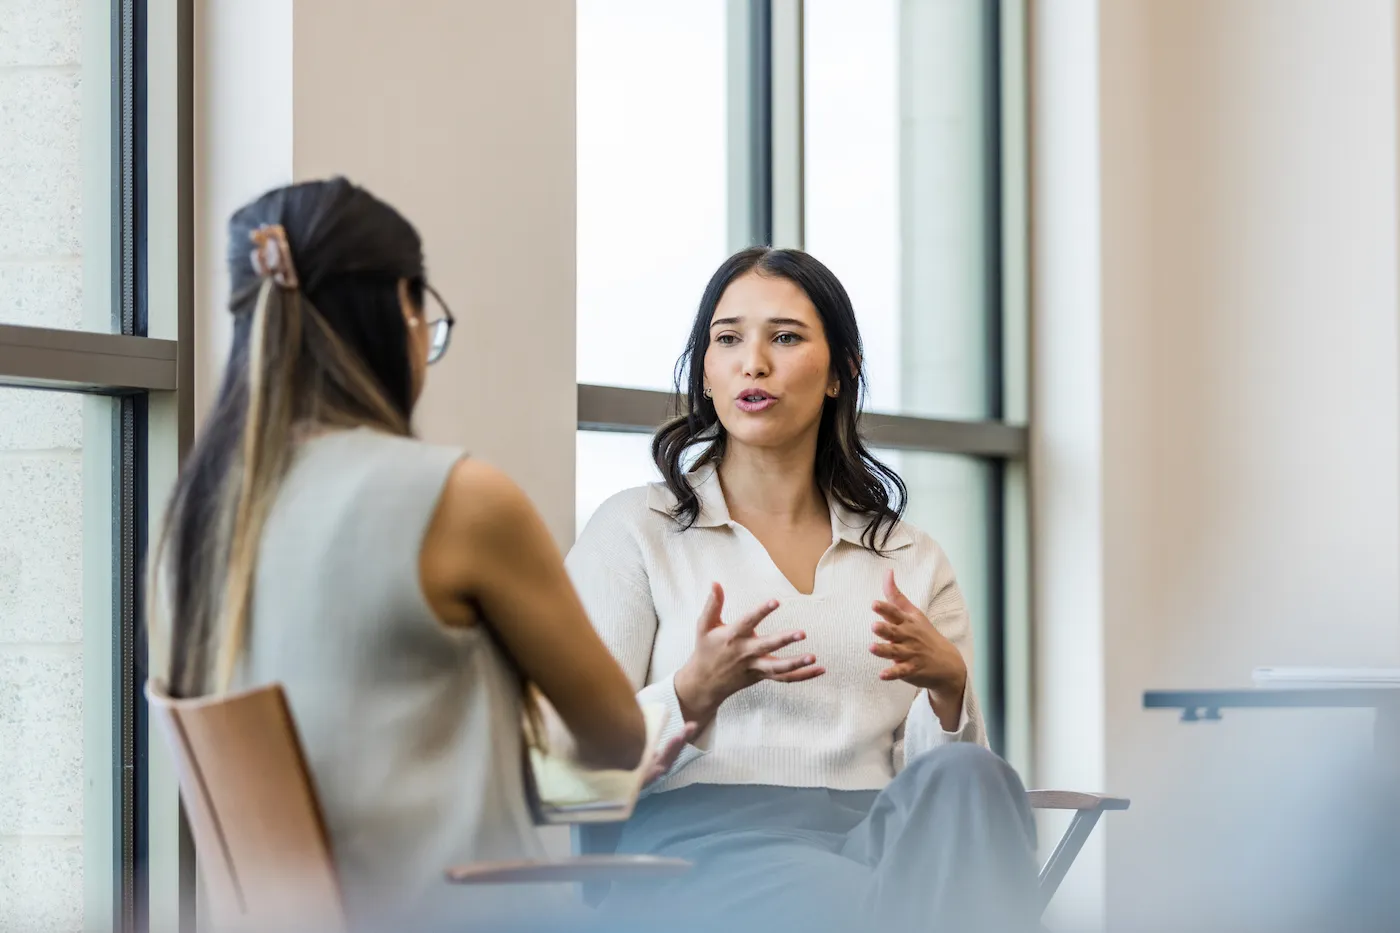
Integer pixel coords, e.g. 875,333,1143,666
145,679,348,933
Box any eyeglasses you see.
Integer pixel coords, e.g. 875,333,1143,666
421,281,455,365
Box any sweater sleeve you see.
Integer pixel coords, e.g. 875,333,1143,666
565,491,706,784
896,542,989,770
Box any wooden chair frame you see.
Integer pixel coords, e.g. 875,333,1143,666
149,678,1125,928
145,680,687,932
576,787,1130,915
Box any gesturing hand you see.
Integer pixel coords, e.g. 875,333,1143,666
869,570,967,727
643,721,698,787
673,583,825,729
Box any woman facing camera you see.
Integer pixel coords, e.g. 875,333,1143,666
150,178,656,931
568,247,1040,933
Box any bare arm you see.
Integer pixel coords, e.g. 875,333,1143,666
421,458,646,770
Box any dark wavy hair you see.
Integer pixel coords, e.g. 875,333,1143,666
651,246,907,551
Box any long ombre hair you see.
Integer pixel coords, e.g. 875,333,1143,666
653,247,908,551
152,178,424,697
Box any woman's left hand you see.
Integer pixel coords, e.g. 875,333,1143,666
870,570,967,723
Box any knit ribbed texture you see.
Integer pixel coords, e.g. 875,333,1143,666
566,464,987,796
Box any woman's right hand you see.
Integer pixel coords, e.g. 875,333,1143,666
672,582,825,728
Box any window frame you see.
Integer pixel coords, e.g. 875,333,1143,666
575,0,1031,768
0,0,194,930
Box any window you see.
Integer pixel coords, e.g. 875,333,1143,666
575,431,660,545
803,0,902,414
576,0,729,392
1,2,191,931
805,0,998,421
575,1,1029,764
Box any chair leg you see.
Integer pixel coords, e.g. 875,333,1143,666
1037,807,1104,914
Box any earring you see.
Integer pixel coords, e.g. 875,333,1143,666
703,387,713,399
827,386,839,398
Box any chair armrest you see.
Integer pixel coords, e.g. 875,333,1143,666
1028,790,1130,914
1027,790,1130,811
445,854,691,885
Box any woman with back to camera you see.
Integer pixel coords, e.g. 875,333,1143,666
149,178,673,932
567,247,1041,933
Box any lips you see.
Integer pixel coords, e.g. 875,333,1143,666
735,388,778,413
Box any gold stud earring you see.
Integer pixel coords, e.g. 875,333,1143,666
703,387,713,399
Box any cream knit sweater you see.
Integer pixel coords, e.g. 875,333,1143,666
565,465,986,795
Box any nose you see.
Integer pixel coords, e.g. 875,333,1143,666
741,342,771,379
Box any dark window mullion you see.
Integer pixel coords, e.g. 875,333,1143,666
112,0,148,930
980,0,1009,757
749,0,773,246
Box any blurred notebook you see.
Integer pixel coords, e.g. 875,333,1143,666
525,702,669,825
1252,667,1400,688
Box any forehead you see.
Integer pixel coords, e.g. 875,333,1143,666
711,272,819,326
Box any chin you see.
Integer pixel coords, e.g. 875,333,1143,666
721,420,806,451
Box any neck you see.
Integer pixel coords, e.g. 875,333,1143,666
716,432,826,525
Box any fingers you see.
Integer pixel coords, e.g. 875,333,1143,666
696,583,725,635
750,653,819,677
730,598,781,636
649,735,684,778
871,619,906,642
872,601,910,628
749,630,806,657
883,568,898,602
869,641,908,661
645,756,671,784
657,729,690,765
768,664,827,683
884,569,919,614
659,731,686,759
879,662,913,681
645,723,697,785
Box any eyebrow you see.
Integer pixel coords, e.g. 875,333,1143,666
709,316,812,329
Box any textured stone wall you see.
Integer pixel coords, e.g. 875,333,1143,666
1,0,89,930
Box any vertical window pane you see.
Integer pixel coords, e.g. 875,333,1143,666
0,2,102,333
576,431,660,539
576,0,729,392
804,0,899,412
805,0,996,419
0,387,104,932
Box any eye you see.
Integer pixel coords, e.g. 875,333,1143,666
774,332,802,346
714,333,739,346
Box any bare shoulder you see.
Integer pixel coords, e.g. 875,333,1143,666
434,457,540,546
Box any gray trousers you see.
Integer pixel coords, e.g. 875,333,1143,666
601,744,1041,933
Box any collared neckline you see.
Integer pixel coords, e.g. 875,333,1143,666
646,462,914,551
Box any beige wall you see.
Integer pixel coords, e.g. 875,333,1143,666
294,0,577,544
195,0,577,544
1033,0,1400,929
